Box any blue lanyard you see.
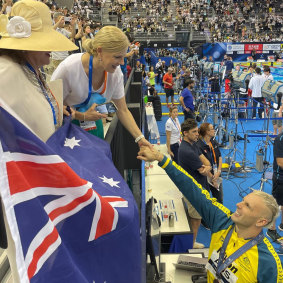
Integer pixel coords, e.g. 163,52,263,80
26,63,57,126
74,55,93,108
88,55,93,100
170,118,180,132
216,226,264,279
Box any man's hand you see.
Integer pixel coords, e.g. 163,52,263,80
199,165,212,175
168,150,174,157
137,146,163,162
70,16,77,26
137,137,152,149
213,171,221,180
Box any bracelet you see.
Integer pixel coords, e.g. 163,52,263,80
135,134,144,143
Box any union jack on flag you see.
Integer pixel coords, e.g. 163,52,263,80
0,108,141,283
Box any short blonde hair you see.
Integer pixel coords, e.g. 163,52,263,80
252,190,279,228
83,26,130,56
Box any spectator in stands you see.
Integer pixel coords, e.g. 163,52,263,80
0,1,77,281
0,0,12,15
165,106,181,164
50,12,76,72
120,32,135,84
180,79,195,120
135,60,142,71
82,24,95,42
163,67,175,107
178,118,212,248
197,123,223,203
51,26,150,148
248,67,266,119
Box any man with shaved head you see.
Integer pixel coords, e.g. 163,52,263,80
138,146,283,283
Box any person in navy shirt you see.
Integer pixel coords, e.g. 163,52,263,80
224,56,234,73
179,79,195,120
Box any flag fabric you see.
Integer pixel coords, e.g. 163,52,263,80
0,108,141,283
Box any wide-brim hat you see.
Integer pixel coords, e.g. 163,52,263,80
0,0,78,52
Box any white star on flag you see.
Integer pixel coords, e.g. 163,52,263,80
99,175,120,188
64,137,81,149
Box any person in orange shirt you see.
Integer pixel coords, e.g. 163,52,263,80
163,67,174,107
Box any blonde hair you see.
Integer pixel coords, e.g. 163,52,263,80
252,190,279,228
83,26,130,56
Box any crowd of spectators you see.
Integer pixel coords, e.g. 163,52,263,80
122,16,169,34
208,0,283,42
1,0,283,47
174,0,209,30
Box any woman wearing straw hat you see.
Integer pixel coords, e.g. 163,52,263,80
51,25,150,146
0,0,78,142
0,1,77,281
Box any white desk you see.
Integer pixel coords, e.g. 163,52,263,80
145,153,192,234
161,253,205,283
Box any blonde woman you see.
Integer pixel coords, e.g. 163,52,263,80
52,26,149,146
165,106,181,164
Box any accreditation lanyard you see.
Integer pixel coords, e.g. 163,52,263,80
202,139,217,165
215,226,264,281
170,118,181,143
75,55,107,108
26,63,58,126
88,56,107,99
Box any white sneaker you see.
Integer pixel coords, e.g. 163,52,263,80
193,242,205,249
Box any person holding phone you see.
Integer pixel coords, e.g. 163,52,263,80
51,12,76,71
51,26,150,146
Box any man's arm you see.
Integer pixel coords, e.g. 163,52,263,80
179,96,189,112
137,147,233,232
53,16,64,30
276,157,283,169
199,154,213,178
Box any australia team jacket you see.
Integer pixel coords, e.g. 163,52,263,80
158,156,283,283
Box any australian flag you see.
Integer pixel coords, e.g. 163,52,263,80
0,107,141,283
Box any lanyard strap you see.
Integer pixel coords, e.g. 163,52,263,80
216,226,264,278
26,63,58,126
209,142,217,164
86,54,94,106
75,55,107,109
202,139,217,164
170,118,182,142
170,117,180,132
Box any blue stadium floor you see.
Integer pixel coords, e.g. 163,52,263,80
151,83,283,263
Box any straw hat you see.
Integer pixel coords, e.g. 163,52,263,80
0,0,78,52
